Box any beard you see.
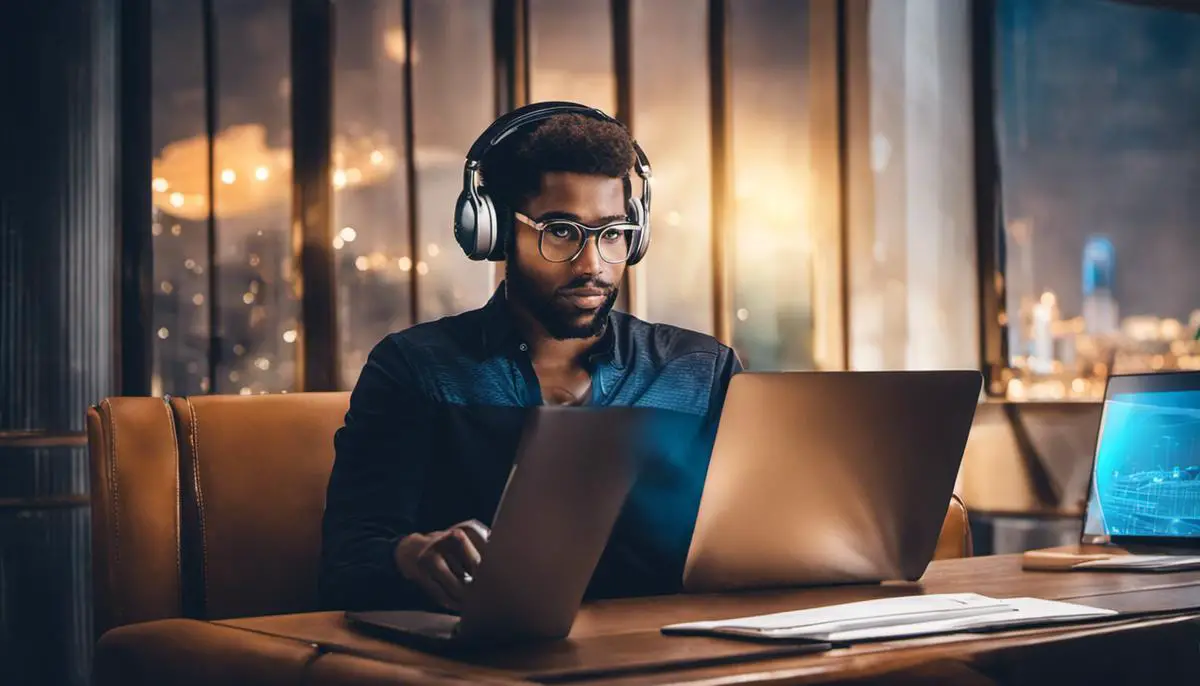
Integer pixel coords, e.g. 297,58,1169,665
505,252,619,340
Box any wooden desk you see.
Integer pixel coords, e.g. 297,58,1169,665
204,555,1200,685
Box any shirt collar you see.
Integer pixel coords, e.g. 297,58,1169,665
480,282,625,369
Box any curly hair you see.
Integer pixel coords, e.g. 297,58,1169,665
478,112,636,213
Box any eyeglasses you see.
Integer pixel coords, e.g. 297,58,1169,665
514,212,641,264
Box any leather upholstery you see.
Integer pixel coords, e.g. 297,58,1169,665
934,493,972,560
171,393,349,621
93,619,318,686
88,398,183,637
87,392,972,639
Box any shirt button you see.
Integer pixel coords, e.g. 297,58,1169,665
519,343,528,352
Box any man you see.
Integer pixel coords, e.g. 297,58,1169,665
319,106,742,613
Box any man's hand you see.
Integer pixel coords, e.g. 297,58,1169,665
393,519,490,611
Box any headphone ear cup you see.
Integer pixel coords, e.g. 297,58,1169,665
454,189,499,260
626,198,650,266
453,190,479,258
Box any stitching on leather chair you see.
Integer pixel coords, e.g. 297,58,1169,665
185,397,211,615
164,399,183,594
101,398,122,623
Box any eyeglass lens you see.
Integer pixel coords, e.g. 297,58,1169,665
538,222,637,263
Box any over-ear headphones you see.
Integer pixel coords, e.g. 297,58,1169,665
453,101,653,265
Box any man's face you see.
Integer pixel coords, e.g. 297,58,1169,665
505,171,628,340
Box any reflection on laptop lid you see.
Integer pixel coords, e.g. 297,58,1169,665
1081,371,1200,548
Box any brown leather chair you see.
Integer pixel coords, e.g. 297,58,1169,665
87,392,972,638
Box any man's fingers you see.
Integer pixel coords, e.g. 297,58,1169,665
422,552,465,607
455,519,491,548
437,536,471,579
448,529,483,573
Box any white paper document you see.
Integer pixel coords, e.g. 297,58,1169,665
1072,555,1200,572
661,593,1117,643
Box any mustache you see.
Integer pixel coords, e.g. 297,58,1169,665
557,277,615,292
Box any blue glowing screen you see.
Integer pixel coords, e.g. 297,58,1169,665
1083,390,1200,539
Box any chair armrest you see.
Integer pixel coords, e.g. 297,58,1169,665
93,619,318,686
933,494,973,560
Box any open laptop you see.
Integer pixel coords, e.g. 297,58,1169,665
681,370,984,593
346,405,695,649
1024,370,1200,571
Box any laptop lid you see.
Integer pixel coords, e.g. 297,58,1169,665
681,370,982,593
1080,371,1200,549
453,405,695,643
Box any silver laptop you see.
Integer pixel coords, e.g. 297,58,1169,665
347,405,690,648
681,370,983,593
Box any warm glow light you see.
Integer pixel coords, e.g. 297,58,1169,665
254,357,271,371
221,169,237,184
427,243,440,257
416,261,429,276
151,224,163,236
171,224,182,236
1039,291,1057,308
152,177,169,192
370,150,384,166
169,192,185,208
242,292,255,305
339,226,357,242
157,327,170,340
332,236,345,250
254,166,270,181
161,281,173,294
355,256,369,271
1072,378,1086,394
346,168,362,184
184,259,196,270
282,329,297,343
249,254,261,267
1161,319,1183,341
666,211,682,227
333,170,347,189
192,293,204,306
398,257,412,271
239,387,252,396
736,308,749,322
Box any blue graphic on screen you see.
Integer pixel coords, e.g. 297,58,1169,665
1084,390,1200,538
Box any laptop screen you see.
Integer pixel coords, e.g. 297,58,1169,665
1082,373,1200,541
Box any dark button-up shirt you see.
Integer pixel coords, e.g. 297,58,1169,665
319,285,742,611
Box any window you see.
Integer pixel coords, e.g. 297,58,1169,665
332,0,414,389
528,0,616,114
410,0,496,323
630,0,713,334
212,0,297,395
847,0,979,373
151,0,209,396
727,0,836,371
997,0,1200,401
148,0,862,394
151,0,297,396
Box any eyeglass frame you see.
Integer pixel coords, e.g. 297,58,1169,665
513,211,643,264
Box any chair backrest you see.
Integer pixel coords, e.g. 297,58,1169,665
88,391,970,637
934,493,972,561
88,392,349,637
171,393,349,621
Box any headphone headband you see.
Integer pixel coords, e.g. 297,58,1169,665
454,101,653,264
466,101,651,176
